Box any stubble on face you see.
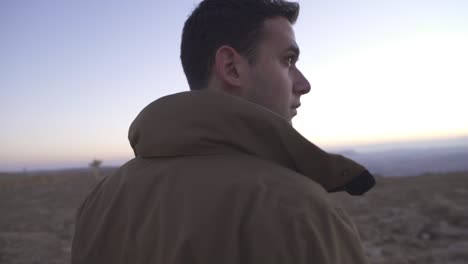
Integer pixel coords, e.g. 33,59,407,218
242,17,303,122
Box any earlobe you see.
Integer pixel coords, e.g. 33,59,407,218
214,46,243,88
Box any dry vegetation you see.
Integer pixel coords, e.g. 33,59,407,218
332,172,468,264
0,169,467,264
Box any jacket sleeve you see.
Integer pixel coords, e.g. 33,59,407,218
242,200,369,264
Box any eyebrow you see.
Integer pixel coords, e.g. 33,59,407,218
284,43,300,57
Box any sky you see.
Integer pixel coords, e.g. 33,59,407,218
1,0,467,171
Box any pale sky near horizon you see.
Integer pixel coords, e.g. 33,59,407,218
1,0,467,171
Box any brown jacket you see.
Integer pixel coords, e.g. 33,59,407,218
72,91,375,264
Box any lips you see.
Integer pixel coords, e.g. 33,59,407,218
292,103,301,109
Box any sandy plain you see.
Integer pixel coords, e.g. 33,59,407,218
0,169,467,264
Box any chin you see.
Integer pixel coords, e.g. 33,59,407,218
291,108,297,117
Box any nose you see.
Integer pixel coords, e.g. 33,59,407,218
293,68,311,95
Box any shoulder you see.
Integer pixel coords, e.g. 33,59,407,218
204,154,337,217
234,157,367,263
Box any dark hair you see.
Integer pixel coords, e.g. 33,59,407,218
180,0,300,90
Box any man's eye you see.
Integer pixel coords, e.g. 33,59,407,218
285,56,297,67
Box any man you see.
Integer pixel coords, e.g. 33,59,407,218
72,0,375,263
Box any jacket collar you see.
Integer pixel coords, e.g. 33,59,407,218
129,91,375,195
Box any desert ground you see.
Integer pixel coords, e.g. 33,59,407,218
0,169,467,264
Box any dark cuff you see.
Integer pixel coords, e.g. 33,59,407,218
329,170,376,195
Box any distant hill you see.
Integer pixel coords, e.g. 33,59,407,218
2,136,468,177
340,145,468,177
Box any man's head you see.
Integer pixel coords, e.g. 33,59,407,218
181,0,310,121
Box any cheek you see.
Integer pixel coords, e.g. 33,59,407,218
267,76,294,112
271,68,294,97
264,62,292,86
249,62,293,110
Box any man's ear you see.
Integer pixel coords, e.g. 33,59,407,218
213,45,245,88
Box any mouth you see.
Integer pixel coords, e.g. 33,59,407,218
291,103,300,117
291,103,301,109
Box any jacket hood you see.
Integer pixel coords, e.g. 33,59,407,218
129,91,375,195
